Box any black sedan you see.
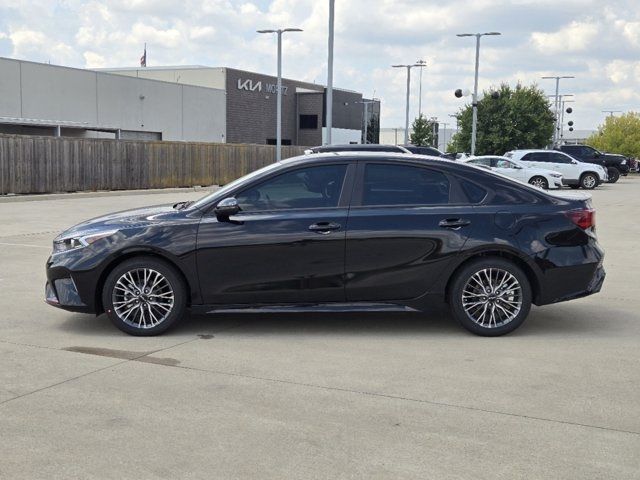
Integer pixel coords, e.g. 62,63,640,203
45,153,605,336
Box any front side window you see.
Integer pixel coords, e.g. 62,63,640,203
236,164,347,212
552,153,573,164
362,164,450,206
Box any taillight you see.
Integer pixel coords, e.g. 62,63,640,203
565,208,595,230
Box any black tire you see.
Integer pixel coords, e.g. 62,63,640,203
606,167,620,183
449,258,532,336
579,172,598,190
102,257,187,336
528,176,549,189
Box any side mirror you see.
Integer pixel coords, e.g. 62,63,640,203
572,160,578,164
214,197,240,219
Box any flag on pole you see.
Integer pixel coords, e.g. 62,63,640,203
140,44,147,67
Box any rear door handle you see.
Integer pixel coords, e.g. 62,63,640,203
308,222,341,234
439,218,471,229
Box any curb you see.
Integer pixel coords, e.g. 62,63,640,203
0,185,219,203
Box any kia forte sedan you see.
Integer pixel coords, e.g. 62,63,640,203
45,153,605,336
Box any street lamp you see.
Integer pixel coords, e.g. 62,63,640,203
456,32,501,156
416,59,427,117
257,27,303,161
392,63,422,144
542,75,574,145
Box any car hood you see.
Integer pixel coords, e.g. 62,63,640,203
56,204,180,240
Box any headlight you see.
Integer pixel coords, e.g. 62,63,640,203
550,173,562,178
621,159,627,165
52,229,118,255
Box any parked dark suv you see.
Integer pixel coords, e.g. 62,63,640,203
558,144,629,183
46,152,605,337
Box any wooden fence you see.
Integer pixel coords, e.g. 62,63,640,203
0,134,306,194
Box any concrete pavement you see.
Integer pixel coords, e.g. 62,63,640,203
0,181,638,479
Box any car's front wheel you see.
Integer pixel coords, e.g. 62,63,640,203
449,258,532,336
528,176,549,189
102,257,187,336
580,172,598,189
606,167,620,183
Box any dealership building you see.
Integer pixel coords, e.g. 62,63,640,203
0,57,379,146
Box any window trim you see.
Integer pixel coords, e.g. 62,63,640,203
222,162,356,215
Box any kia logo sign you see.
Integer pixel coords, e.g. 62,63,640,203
237,78,288,95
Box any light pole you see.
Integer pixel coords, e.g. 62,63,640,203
355,99,378,144
456,32,501,155
542,75,574,145
440,122,449,151
258,27,303,161
392,63,421,144
430,116,438,148
326,0,335,145
416,59,427,117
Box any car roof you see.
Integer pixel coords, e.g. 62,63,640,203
508,149,562,154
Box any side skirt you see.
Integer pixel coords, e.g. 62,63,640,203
191,302,420,315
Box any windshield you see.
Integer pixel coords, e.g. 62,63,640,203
189,161,284,210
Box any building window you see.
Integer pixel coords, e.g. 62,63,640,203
267,138,292,145
299,114,318,130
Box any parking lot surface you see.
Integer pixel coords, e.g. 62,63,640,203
1,180,639,479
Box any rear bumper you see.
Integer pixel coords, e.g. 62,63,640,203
534,241,605,305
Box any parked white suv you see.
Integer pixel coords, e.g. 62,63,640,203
464,156,563,189
504,150,607,189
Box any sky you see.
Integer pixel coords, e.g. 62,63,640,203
0,0,638,130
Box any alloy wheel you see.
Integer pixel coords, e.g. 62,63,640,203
461,268,522,328
112,268,174,329
529,177,548,189
582,175,596,189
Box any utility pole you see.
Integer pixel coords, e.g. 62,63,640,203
416,59,427,117
258,27,303,161
326,0,335,145
457,32,501,155
542,75,574,145
392,63,421,144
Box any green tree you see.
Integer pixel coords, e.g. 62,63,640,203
586,112,640,157
365,113,380,144
449,83,555,155
410,114,436,146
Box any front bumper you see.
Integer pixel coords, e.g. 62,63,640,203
45,277,93,313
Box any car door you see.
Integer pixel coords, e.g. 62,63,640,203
492,158,526,181
548,152,579,181
344,161,473,302
196,162,354,305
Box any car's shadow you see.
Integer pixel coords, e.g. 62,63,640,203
59,301,619,338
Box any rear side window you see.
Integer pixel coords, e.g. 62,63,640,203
362,164,450,206
460,179,487,204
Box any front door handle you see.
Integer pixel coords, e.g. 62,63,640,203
439,218,471,229
308,222,341,234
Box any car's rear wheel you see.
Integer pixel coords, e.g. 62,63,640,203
580,172,598,189
528,176,549,189
606,167,620,183
102,257,187,336
449,258,532,336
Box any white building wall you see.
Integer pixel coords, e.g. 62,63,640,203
322,127,361,145
101,67,227,90
0,57,226,142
